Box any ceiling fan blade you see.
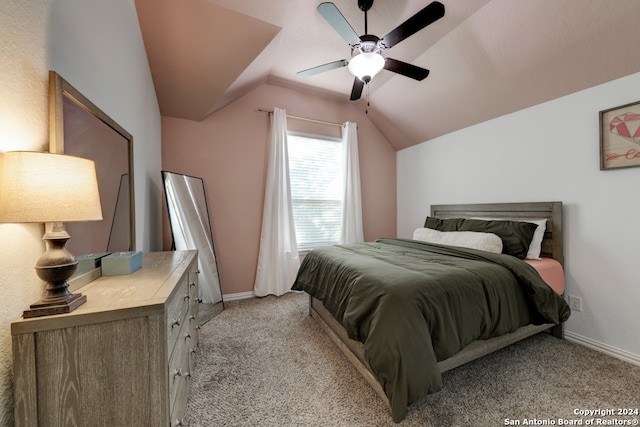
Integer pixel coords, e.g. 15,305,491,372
380,1,445,49
297,59,348,78
350,78,364,101
317,2,361,47
384,58,430,81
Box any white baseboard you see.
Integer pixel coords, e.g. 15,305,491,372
223,291,255,301
564,331,640,367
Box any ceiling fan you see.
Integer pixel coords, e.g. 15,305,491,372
297,0,445,101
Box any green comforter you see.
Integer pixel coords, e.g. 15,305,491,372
291,238,571,422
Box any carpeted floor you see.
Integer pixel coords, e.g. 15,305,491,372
185,292,640,426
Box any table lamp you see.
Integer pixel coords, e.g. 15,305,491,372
0,151,103,318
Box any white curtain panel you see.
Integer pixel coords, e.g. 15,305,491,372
340,121,364,244
254,108,300,297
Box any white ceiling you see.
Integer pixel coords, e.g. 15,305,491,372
135,0,640,150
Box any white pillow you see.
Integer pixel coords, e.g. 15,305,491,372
472,217,546,260
413,228,503,254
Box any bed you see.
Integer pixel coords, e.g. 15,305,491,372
291,201,570,423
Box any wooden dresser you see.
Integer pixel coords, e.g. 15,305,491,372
11,251,199,427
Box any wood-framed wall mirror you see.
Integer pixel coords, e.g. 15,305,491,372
49,71,135,278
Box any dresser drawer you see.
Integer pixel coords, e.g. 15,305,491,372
169,321,191,422
170,358,190,427
189,270,200,355
167,277,191,351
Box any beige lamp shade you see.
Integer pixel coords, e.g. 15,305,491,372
0,151,103,223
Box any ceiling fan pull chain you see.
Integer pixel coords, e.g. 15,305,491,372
365,83,370,115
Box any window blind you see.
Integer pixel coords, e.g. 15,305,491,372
288,133,343,250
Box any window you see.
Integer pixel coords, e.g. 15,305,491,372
287,133,342,250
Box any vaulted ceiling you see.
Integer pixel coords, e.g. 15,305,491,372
135,0,640,150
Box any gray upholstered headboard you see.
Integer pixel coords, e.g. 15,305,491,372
430,201,563,265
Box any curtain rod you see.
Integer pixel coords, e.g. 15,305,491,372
258,108,343,128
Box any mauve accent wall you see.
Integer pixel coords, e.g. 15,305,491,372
162,82,397,297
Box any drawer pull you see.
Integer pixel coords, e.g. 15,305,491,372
175,418,184,426
174,369,183,378
189,315,196,321
171,319,181,328
183,294,190,301
184,333,191,341
189,281,196,287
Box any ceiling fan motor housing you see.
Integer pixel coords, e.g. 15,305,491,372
352,35,381,55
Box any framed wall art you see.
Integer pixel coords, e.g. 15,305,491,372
599,100,640,170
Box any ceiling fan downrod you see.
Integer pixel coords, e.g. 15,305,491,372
358,0,374,34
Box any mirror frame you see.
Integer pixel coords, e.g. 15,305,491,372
49,70,136,255
162,170,224,321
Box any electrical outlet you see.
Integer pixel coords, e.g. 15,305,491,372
568,295,582,312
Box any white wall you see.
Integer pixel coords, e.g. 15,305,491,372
398,71,640,364
0,1,161,423
47,0,163,252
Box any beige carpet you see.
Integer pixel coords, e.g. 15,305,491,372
185,292,640,426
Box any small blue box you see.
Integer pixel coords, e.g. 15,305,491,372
101,251,143,276
76,252,111,276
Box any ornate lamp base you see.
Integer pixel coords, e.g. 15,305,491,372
25,230,87,318
24,294,87,318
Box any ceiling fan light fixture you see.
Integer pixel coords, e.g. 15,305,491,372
348,52,385,83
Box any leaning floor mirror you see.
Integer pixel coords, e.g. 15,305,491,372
162,171,224,321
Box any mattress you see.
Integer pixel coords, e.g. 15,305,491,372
525,257,565,295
